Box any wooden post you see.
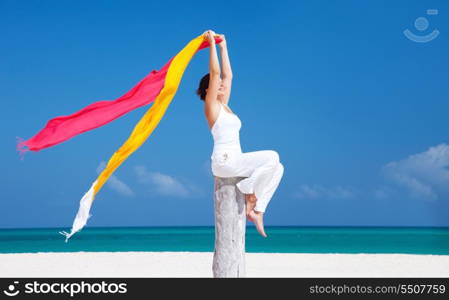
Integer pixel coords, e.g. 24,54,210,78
212,176,247,278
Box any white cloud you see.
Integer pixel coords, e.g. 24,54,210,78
294,184,356,200
134,165,194,198
96,161,134,197
381,143,449,201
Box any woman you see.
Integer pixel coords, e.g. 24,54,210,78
197,30,284,238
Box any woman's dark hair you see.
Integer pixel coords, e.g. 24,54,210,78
196,73,210,101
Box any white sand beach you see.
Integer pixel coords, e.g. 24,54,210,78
1,252,449,277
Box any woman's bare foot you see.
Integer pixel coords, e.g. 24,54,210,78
247,210,267,238
245,193,257,217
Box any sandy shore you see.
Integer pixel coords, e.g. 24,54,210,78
1,252,448,277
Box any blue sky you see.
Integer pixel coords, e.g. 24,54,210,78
1,0,448,228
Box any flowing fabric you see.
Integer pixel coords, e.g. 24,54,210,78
17,34,222,242
17,36,220,155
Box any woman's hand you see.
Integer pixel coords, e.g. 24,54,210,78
203,30,216,44
217,34,227,48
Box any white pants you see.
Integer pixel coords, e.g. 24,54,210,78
211,149,284,213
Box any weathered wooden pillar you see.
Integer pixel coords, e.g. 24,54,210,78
212,176,247,278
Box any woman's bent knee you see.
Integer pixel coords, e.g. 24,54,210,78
278,162,284,174
268,150,280,166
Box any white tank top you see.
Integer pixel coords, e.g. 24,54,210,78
210,102,242,157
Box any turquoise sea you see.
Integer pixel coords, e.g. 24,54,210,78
0,226,448,254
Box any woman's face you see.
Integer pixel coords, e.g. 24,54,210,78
217,79,225,96
206,79,225,97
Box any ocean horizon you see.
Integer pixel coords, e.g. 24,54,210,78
0,226,448,255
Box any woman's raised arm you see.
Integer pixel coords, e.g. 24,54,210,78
219,34,233,79
218,34,232,104
204,30,221,104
